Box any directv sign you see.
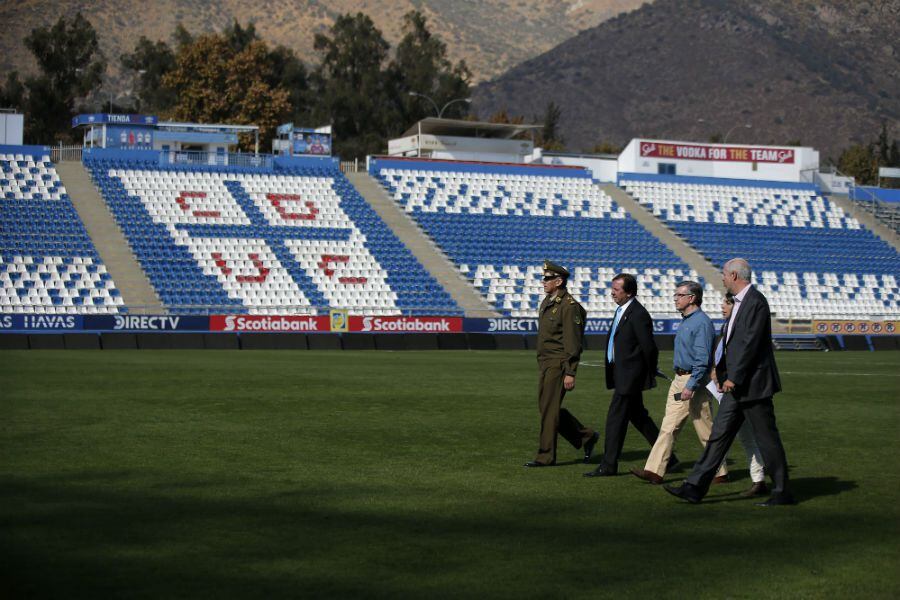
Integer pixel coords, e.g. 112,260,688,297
83,315,210,331
463,318,697,334
72,114,158,127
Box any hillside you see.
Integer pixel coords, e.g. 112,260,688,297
473,0,900,161
0,0,646,85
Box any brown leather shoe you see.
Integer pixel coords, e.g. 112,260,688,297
741,482,770,497
712,474,730,485
630,467,663,485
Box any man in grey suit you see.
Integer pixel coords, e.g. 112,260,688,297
664,258,795,506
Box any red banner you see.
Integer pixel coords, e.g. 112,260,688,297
813,320,897,335
210,314,330,332
639,141,795,164
348,315,462,333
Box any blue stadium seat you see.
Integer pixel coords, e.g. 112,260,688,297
620,175,900,318
372,159,718,317
83,155,458,315
0,149,123,315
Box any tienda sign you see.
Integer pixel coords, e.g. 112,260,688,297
639,141,795,164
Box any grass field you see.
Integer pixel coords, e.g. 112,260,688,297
2,349,900,598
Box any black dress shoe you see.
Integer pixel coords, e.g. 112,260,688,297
583,465,616,477
583,432,600,463
756,492,796,506
664,483,702,504
524,461,555,468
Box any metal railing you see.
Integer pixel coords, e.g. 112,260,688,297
159,151,274,170
50,144,83,162
340,159,361,173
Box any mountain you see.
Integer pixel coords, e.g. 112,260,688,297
472,0,900,161
0,0,647,85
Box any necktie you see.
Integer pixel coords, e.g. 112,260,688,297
607,305,623,363
725,296,741,343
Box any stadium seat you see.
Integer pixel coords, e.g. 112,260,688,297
83,156,458,315
0,150,122,314
620,176,900,319
372,159,720,318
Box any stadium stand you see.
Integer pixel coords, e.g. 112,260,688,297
620,174,900,319
372,158,721,318
0,147,122,314
82,153,457,315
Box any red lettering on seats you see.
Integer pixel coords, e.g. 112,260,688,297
267,193,319,220
211,252,270,283
176,191,221,218
318,254,367,284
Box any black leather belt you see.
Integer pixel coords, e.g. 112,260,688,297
674,368,691,376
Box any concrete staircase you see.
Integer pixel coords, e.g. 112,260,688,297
826,193,900,252
599,183,727,295
345,172,498,317
55,161,162,314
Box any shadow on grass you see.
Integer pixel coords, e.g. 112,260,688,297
0,469,874,598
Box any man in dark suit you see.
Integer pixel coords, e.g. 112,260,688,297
585,273,663,477
665,258,795,506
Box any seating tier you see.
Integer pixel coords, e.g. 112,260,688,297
621,176,900,319
1,151,122,314
375,162,719,318
85,158,457,315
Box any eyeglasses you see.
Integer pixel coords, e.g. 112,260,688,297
542,275,561,282
673,293,695,298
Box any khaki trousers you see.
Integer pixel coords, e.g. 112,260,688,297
644,374,727,478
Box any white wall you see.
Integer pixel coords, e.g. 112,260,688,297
618,138,819,182
0,113,24,145
540,154,618,182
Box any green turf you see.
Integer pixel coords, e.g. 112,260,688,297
2,350,899,598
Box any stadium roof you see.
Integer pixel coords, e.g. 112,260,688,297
402,118,542,139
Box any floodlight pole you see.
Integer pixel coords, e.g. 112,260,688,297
438,98,472,118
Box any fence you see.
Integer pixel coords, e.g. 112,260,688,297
50,145,83,162
158,151,274,170
340,159,360,173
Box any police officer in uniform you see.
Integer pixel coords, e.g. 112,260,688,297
525,261,600,467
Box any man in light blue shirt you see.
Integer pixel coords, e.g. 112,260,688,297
631,281,729,485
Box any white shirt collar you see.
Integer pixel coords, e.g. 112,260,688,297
734,284,752,302
617,297,635,313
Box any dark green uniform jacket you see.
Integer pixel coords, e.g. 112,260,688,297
537,290,587,376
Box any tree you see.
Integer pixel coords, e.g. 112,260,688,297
162,34,291,150
590,141,623,155
874,121,900,168
120,37,177,113
388,10,471,131
20,13,105,143
310,13,392,159
266,45,310,125
0,72,26,109
838,144,878,185
487,109,525,125
536,101,564,151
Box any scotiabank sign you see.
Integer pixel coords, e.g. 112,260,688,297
208,314,461,333
210,315,330,332
349,316,462,333
639,141,795,164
